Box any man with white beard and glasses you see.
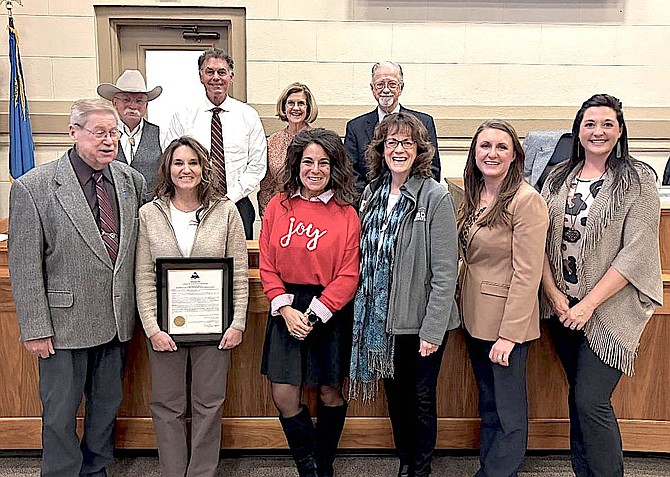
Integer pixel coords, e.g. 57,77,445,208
344,61,441,192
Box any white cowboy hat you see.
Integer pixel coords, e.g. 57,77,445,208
97,69,162,101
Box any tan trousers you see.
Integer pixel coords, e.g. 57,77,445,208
147,343,231,477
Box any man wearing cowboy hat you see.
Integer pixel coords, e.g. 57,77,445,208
98,69,162,202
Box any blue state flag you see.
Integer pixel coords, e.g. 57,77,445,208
8,17,35,179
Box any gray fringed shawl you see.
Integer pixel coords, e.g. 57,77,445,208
542,162,663,375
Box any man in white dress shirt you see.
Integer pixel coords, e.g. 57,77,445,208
98,69,163,203
164,48,267,239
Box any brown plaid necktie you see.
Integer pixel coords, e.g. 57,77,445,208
210,107,227,195
93,171,119,263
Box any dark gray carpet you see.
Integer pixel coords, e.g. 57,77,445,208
0,454,669,476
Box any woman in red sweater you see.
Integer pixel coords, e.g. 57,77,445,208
259,128,360,477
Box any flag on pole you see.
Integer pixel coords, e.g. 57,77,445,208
8,16,35,179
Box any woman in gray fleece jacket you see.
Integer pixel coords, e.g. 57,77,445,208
541,94,662,477
135,136,248,477
349,113,459,477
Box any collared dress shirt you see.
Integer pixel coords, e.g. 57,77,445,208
377,103,401,123
69,147,119,224
164,94,267,204
118,119,145,165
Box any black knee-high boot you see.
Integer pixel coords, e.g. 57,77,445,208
315,402,348,477
280,404,318,477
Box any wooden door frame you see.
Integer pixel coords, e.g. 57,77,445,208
94,5,247,102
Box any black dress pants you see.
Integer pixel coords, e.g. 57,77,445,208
383,333,448,477
466,334,530,477
235,196,255,240
547,317,623,477
38,338,126,477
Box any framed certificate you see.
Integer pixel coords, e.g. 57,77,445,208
156,257,233,345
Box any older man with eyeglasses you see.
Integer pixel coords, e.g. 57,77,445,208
98,69,163,203
344,61,441,192
8,99,146,477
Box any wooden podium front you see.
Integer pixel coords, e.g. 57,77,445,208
1,217,670,452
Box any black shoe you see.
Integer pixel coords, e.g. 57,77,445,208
398,463,413,477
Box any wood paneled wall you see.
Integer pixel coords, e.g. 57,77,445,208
1,219,670,451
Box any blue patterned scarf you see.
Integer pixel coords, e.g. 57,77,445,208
349,173,413,401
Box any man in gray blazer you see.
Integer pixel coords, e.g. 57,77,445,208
344,61,441,192
8,99,146,477
98,69,162,203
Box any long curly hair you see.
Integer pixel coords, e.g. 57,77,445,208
277,128,358,207
457,119,525,230
546,93,654,193
154,136,222,206
364,112,434,182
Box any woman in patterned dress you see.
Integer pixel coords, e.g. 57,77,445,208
258,82,318,216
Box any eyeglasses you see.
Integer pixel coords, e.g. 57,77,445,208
75,124,120,140
286,100,307,109
114,96,147,106
384,138,415,150
372,81,401,91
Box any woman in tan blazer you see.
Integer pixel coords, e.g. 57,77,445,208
457,119,548,477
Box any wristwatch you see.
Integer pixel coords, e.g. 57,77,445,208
305,308,321,326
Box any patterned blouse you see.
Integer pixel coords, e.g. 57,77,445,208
458,206,487,259
257,125,312,217
562,173,605,298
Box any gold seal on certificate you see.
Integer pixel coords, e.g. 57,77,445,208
156,257,234,345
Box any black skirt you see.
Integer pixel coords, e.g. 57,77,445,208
260,283,353,387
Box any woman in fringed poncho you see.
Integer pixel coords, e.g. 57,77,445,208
541,94,663,477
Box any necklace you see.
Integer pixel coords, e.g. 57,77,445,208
122,125,141,161
459,206,487,256
171,198,200,213
564,168,606,242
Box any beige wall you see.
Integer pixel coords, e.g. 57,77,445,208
1,0,669,215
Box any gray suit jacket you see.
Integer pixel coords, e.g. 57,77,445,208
8,152,146,349
116,120,161,203
522,130,570,188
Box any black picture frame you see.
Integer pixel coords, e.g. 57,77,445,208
156,257,233,345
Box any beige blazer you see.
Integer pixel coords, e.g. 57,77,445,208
459,182,548,343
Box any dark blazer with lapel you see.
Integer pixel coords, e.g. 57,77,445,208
458,183,548,344
344,106,441,192
116,119,161,203
8,152,146,349
663,156,670,185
